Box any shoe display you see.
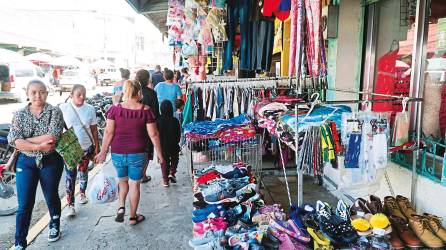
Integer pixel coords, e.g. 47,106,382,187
408,214,444,248
189,230,225,247
349,198,371,217
383,196,406,221
335,200,350,222
423,213,446,243
204,188,238,204
395,195,416,219
389,215,423,248
366,195,384,214
389,229,406,249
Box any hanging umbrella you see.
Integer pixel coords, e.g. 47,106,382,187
25,52,53,64
50,55,82,67
0,48,28,63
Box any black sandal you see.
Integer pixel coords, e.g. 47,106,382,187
115,207,125,222
141,175,152,183
129,214,145,225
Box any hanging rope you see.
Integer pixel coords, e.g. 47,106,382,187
277,139,293,207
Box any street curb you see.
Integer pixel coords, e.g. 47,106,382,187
9,159,110,249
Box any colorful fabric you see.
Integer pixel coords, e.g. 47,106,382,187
65,152,92,205
218,124,256,143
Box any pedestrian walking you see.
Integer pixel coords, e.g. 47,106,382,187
94,80,164,225
59,84,100,217
157,100,181,187
154,69,182,111
112,68,130,103
150,65,165,88
135,69,160,183
8,80,65,248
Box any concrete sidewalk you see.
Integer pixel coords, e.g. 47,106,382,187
28,155,192,250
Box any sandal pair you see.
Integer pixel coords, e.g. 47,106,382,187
115,207,145,225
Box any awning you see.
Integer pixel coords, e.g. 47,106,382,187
125,0,168,36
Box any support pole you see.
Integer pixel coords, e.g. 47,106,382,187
295,105,303,206
409,0,429,208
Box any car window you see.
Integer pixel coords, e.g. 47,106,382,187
14,66,34,77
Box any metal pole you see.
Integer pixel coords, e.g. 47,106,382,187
296,105,303,206
409,0,429,208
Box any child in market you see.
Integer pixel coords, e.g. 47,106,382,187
174,99,185,151
157,100,181,187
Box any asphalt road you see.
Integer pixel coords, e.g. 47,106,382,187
0,86,113,248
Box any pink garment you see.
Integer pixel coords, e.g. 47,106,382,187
289,0,298,75
107,104,156,154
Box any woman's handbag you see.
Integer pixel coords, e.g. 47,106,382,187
56,103,95,171
56,127,85,171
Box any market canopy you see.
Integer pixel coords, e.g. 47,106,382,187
125,0,168,36
50,55,82,67
0,48,29,63
25,52,54,64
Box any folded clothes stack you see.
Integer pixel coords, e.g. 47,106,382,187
184,114,256,144
189,162,313,250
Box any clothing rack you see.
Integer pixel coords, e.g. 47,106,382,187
289,92,423,207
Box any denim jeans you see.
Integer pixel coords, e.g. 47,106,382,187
224,0,251,71
15,152,64,247
111,153,147,181
251,20,274,71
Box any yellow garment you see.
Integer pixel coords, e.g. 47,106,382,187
320,125,335,162
273,19,283,54
280,17,291,76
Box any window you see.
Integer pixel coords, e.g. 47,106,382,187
136,35,145,51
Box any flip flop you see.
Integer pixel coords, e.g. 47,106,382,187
129,214,145,226
115,207,125,222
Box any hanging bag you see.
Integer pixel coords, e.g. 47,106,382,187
56,104,94,171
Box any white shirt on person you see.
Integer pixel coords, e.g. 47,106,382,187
60,102,97,150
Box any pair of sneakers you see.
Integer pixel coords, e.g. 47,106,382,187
66,193,89,218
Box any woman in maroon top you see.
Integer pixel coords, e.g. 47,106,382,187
95,80,164,225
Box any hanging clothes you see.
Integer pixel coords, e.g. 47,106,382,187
372,49,398,112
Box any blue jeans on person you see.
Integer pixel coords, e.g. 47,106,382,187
15,152,64,247
224,0,251,71
111,153,147,181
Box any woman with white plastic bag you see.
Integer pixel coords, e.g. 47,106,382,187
94,80,164,226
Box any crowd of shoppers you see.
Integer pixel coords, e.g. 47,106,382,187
8,66,188,249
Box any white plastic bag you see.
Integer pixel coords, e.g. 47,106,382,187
87,168,118,204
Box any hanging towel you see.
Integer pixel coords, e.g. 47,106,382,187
392,112,409,146
182,92,194,127
373,133,388,169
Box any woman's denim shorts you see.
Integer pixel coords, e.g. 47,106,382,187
111,153,147,181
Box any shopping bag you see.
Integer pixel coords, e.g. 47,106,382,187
87,168,118,204
56,128,84,171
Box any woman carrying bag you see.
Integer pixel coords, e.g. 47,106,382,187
95,80,164,225
8,80,65,249
59,84,100,218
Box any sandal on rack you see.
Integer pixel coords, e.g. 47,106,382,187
115,207,125,222
129,214,145,225
307,227,333,250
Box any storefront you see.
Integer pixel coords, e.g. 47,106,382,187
125,0,446,249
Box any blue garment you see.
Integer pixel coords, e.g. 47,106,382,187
154,82,182,110
224,0,251,70
15,152,64,247
112,85,123,95
111,153,147,181
345,133,361,168
184,114,251,136
151,72,165,88
282,105,352,133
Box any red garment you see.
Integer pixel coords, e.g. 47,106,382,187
328,121,342,153
263,0,281,17
372,50,398,112
196,171,220,184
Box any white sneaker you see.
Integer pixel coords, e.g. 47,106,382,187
66,205,75,218
79,194,88,205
